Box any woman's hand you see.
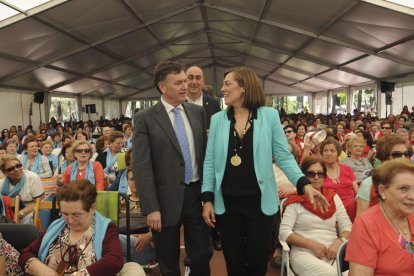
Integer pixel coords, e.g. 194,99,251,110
326,239,342,259
202,202,216,228
133,232,152,253
310,241,327,259
303,185,329,212
278,186,296,198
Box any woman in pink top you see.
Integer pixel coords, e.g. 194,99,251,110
346,159,414,275
321,138,358,221
62,140,104,191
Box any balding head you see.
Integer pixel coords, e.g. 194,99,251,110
186,66,205,100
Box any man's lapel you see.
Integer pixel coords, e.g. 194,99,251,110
153,103,182,156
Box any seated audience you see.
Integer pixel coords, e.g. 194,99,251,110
0,155,44,223
279,156,352,276
40,141,58,172
356,134,413,215
96,131,123,184
62,141,104,191
18,180,145,276
20,137,52,179
346,159,414,275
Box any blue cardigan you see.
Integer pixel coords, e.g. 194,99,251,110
202,107,304,215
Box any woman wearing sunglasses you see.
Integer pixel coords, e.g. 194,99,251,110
62,141,104,191
346,159,414,275
279,156,352,276
0,155,44,224
356,134,413,216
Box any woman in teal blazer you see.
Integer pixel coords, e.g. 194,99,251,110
201,67,327,276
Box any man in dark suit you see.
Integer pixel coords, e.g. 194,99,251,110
186,66,221,129
186,65,222,250
132,60,212,275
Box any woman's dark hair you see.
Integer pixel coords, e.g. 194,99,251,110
320,137,342,156
297,123,307,133
95,135,108,153
300,156,327,175
61,140,73,159
360,130,373,148
23,136,37,150
57,180,97,211
224,66,265,109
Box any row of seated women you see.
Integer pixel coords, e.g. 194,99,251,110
277,134,414,275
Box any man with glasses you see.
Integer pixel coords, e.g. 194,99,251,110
379,121,393,140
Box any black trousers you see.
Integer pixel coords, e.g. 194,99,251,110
217,194,276,276
152,182,213,276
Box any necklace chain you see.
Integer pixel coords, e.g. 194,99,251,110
381,204,409,235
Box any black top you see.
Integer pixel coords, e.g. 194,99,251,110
221,108,260,196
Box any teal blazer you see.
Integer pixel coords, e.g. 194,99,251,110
202,107,304,215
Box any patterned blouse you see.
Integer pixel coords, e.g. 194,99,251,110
0,232,23,275
45,224,96,275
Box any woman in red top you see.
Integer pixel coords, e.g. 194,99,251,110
346,159,414,275
62,141,104,191
321,138,358,221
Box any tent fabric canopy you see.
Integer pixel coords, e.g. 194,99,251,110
0,0,413,100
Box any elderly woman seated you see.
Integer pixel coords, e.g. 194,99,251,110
356,134,413,215
340,137,373,183
0,155,44,224
18,180,145,276
346,159,414,275
19,137,52,179
279,156,352,276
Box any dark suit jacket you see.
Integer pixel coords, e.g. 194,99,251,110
202,94,221,129
132,102,207,227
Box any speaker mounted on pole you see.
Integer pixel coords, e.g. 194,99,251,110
380,81,395,93
34,92,45,104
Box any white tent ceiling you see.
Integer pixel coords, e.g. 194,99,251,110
0,0,413,100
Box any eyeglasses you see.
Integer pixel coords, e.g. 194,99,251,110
74,148,91,153
285,130,293,134
382,127,391,130
36,139,43,142
4,163,23,173
390,151,413,159
305,171,326,178
59,211,88,220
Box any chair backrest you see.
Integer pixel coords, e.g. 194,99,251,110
336,240,349,275
0,223,41,250
95,191,120,224
33,197,55,232
2,195,21,223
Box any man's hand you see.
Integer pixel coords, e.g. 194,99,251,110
147,211,162,232
304,184,329,212
202,202,216,228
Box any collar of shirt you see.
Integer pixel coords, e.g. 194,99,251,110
187,94,203,106
161,96,184,113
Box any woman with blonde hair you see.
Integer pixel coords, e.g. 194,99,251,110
340,137,373,183
62,141,104,191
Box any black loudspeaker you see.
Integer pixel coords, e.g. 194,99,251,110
381,81,395,93
385,92,392,105
33,92,44,104
85,104,96,114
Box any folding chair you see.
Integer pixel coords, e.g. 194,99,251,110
336,240,349,276
279,198,296,276
2,195,21,223
95,191,131,261
33,194,60,232
0,223,41,251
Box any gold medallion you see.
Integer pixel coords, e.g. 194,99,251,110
230,154,242,166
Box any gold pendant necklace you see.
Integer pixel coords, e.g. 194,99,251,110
231,110,251,167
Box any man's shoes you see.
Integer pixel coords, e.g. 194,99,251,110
213,239,222,251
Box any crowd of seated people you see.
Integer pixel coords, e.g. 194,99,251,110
0,105,413,275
